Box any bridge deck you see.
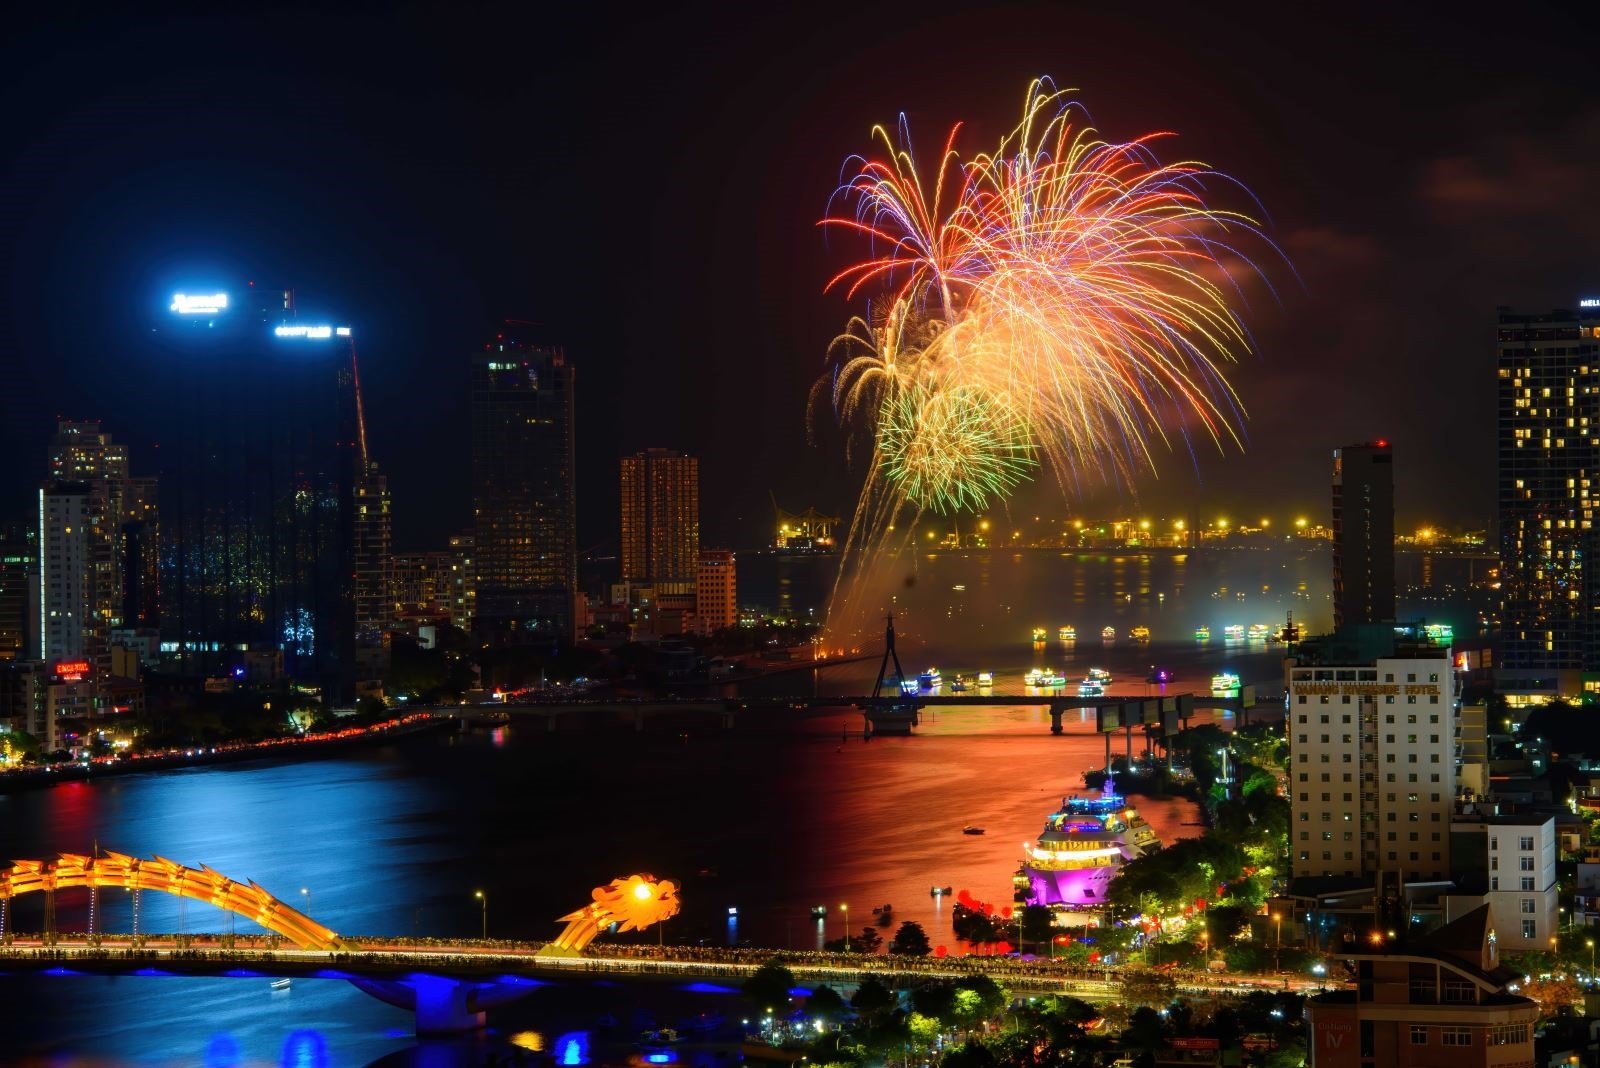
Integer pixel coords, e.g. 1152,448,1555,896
0,940,1322,1000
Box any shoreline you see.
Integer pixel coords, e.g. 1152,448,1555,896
0,714,457,795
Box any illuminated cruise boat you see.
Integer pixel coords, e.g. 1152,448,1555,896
1100,626,1116,641
1031,627,1048,643
1210,671,1241,696
1077,678,1104,697
1194,625,1211,642
1059,625,1076,642
1247,623,1271,641
1129,625,1151,643
1015,774,1162,914
1223,624,1245,642
918,667,942,688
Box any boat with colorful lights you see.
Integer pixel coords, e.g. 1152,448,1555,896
1013,773,1161,919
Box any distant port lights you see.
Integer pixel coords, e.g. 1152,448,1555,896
273,325,352,340
170,292,229,314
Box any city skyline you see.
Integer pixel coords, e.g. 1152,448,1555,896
5,5,1600,551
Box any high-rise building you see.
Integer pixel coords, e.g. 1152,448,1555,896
1285,624,1457,889
0,523,39,662
1449,813,1557,953
352,462,393,645
620,449,700,595
470,331,576,643
119,476,160,629
392,550,454,618
695,549,737,634
39,483,96,669
447,533,475,632
157,286,371,696
48,420,129,483
1496,305,1600,682
1331,441,1395,629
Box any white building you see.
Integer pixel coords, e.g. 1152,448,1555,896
1452,814,1558,953
1286,625,1457,889
39,484,93,666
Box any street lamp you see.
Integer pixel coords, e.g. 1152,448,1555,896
1587,938,1594,978
300,887,310,915
1273,912,1283,973
475,890,487,940
841,903,849,951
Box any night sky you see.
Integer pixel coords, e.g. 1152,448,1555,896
4,3,1599,551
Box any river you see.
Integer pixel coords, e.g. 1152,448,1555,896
0,545,1485,1065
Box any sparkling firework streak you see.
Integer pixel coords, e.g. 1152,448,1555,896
814,78,1283,624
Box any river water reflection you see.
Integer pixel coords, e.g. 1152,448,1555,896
0,545,1482,1064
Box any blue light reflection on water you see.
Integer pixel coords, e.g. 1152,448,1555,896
555,1030,590,1065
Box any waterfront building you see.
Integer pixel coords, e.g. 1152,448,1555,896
39,483,99,671
1331,442,1395,629
1285,623,1457,889
620,449,699,595
695,549,736,634
0,522,38,662
470,330,576,643
1303,906,1535,1068
1449,812,1557,953
1495,304,1600,701
0,660,49,752
156,290,366,695
40,421,145,683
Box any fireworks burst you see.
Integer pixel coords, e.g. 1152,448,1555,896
815,78,1283,626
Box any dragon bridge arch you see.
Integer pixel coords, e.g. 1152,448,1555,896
0,851,346,951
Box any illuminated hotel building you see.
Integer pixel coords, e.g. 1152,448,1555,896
157,286,369,696
470,332,576,643
1286,624,1457,891
620,449,699,595
1495,303,1600,698
695,549,736,634
1331,442,1395,629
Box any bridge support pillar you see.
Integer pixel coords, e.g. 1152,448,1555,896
349,975,539,1037
1049,705,1064,735
863,705,919,737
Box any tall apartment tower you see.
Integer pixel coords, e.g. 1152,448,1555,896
39,421,147,680
39,483,95,667
1331,441,1395,629
620,449,700,595
351,462,393,645
1286,625,1458,892
120,476,160,629
470,331,576,643
0,523,39,662
1496,305,1600,674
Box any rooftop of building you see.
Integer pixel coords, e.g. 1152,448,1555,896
1288,621,1451,666
1313,906,1527,999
